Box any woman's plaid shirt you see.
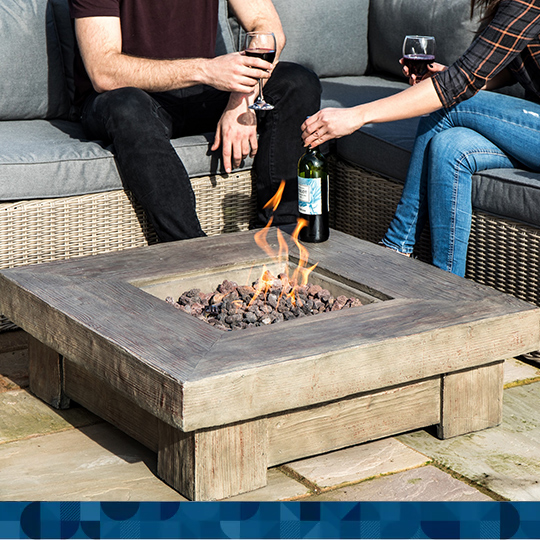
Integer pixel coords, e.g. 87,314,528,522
433,0,540,107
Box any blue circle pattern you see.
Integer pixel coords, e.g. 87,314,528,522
0,502,537,538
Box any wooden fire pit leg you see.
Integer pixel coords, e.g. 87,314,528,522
158,418,268,501
438,361,504,439
28,334,70,409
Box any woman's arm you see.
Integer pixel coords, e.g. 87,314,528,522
303,0,540,148
433,0,540,108
302,77,443,148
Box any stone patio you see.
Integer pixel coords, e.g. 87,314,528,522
1,330,539,502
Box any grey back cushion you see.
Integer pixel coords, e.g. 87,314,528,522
369,0,482,79
51,0,77,106
216,0,236,55
0,0,71,120
263,0,370,77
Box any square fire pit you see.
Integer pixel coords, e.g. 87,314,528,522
1,229,539,500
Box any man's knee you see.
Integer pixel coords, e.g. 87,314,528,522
271,62,321,102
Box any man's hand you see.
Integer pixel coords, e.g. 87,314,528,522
212,94,258,173
75,17,273,94
203,52,273,94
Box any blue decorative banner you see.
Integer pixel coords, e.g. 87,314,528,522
0,502,539,539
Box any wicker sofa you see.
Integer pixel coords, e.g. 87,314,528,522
1,0,540,340
273,0,540,307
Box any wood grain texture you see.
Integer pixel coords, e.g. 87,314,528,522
267,378,440,466
183,303,540,430
0,276,209,429
0,230,538,432
64,360,159,452
158,419,267,501
28,335,70,409
438,361,504,439
0,229,537,499
1,229,532,307
0,329,28,353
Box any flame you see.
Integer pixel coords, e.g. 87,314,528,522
253,216,275,258
263,180,286,212
231,299,243,311
276,227,288,268
290,219,318,286
250,181,318,308
248,265,275,307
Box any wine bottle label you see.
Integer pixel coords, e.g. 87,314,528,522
298,176,322,215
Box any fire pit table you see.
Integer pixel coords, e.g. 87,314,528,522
1,229,539,500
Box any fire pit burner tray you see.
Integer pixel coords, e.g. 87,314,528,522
0,229,538,501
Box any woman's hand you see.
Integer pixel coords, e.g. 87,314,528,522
302,74,445,148
301,108,362,148
400,59,446,85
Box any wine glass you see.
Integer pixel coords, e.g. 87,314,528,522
243,31,276,111
402,35,436,83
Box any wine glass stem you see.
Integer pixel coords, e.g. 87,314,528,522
257,79,264,102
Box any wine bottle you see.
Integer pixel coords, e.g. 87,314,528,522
298,145,329,242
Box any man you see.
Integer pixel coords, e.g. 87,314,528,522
68,0,322,242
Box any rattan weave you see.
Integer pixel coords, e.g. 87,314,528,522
4,155,538,331
0,170,256,331
329,156,540,307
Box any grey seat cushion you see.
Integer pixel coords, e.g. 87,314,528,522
472,168,540,228
325,76,540,228
322,76,418,181
0,0,247,203
0,120,252,202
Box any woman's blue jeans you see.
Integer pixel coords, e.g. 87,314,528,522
381,90,540,277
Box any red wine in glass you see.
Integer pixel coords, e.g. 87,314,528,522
245,48,276,64
402,53,436,78
402,35,436,82
244,32,277,111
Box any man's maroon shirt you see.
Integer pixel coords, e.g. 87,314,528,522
68,0,220,106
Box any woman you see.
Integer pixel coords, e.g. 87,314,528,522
302,0,540,277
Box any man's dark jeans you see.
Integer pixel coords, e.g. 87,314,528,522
81,62,322,242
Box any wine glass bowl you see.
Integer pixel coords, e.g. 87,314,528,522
402,35,436,82
243,32,276,111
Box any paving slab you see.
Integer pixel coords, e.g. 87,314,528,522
224,469,310,501
504,358,540,387
398,382,540,501
0,339,538,502
0,422,184,501
0,348,28,392
0,389,99,444
286,438,430,489
308,465,492,501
